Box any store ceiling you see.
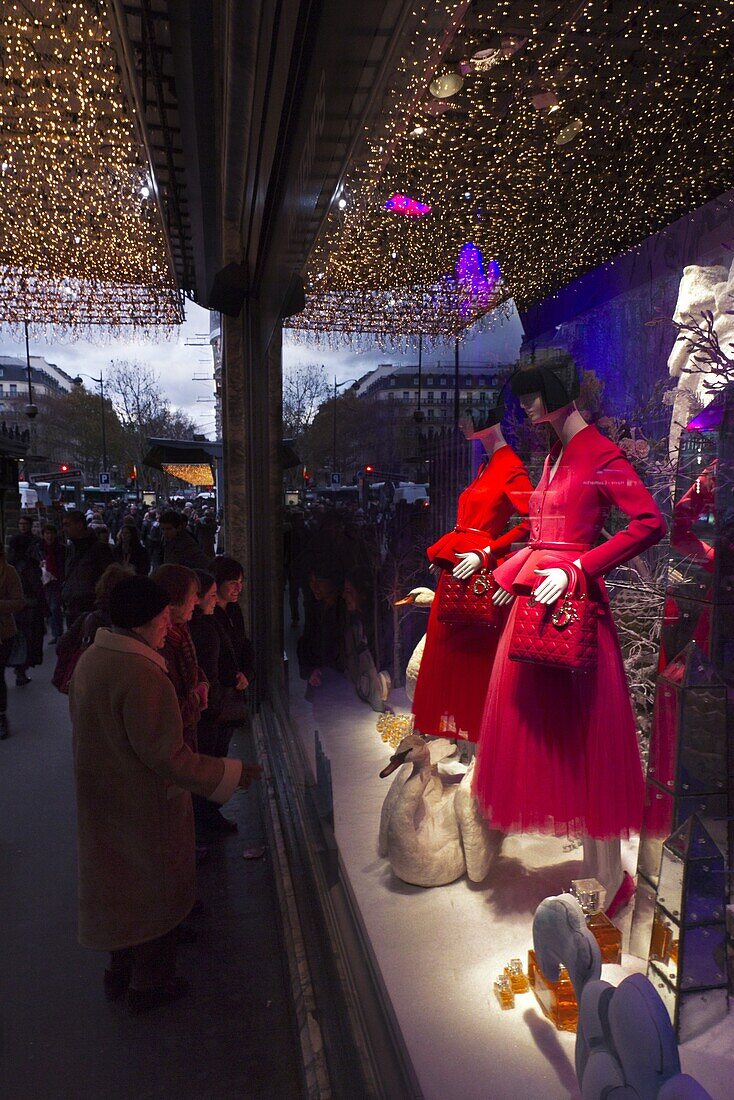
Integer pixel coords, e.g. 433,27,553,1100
0,0,183,332
297,0,734,337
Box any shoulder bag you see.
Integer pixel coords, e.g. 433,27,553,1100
508,561,599,670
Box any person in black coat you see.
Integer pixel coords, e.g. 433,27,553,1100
61,511,114,626
189,560,254,836
7,515,46,683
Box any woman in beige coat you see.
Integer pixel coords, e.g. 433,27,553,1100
0,543,26,739
70,575,260,1013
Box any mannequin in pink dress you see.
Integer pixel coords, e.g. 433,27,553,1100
474,355,667,913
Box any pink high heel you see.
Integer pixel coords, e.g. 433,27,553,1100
605,871,635,919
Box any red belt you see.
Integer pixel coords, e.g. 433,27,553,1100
530,540,592,551
454,525,489,537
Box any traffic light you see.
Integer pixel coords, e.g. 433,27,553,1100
364,464,375,475
59,463,69,474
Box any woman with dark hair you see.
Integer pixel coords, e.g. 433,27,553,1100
115,522,150,576
189,558,254,836
152,565,207,752
296,557,344,687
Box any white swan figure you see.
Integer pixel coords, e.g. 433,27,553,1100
378,734,499,887
394,587,435,701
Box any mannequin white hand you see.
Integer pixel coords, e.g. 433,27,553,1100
452,551,482,579
532,568,569,605
492,585,515,606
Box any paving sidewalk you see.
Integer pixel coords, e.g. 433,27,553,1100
0,654,302,1100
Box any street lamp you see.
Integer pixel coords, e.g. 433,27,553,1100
74,368,108,478
332,376,360,482
23,320,38,418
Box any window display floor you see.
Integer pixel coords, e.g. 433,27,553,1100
287,655,733,1099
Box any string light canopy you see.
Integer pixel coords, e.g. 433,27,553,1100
160,463,214,486
289,242,509,351
290,0,734,345
0,0,183,334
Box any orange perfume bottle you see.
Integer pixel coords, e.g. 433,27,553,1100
493,974,515,1010
505,957,530,994
571,877,622,965
649,908,674,963
527,949,578,1032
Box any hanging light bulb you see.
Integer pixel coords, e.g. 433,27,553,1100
429,71,464,99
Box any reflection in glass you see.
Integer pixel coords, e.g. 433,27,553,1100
647,816,728,1041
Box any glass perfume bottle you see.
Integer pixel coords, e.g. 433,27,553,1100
570,877,622,965
493,974,515,1010
505,957,530,994
527,949,578,1032
649,909,674,963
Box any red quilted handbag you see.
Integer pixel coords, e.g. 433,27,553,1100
508,562,599,670
436,567,502,627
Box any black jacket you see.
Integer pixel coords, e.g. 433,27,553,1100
61,535,114,616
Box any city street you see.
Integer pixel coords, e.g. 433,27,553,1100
0,654,301,1099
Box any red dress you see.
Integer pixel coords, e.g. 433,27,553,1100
412,444,532,742
473,424,667,838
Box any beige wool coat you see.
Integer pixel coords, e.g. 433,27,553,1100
70,628,241,950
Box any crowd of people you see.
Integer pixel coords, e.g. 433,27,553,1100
1,496,257,1013
285,498,430,711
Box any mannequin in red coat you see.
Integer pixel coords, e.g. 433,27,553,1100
410,401,532,743
473,355,666,913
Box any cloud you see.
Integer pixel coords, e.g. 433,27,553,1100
282,301,524,385
0,299,216,435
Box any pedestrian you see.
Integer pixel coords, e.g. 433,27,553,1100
152,564,207,750
196,507,216,560
0,542,26,738
54,563,134,691
69,575,261,1013
189,557,254,836
41,524,65,644
114,523,150,576
160,510,212,571
7,515,46,686
61,510,114,626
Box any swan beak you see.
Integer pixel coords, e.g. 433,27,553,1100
394,593,415,607
380,748,410,777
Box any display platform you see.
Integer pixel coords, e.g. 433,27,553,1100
286,645,733,1099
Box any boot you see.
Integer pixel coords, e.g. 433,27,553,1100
0,713,8,739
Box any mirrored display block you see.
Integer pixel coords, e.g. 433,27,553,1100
646,816,728,1042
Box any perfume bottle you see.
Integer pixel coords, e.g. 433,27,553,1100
505,957,530,994
493,974,515,1010
570,877,622,965
527,949,578,1032
649,908,674,963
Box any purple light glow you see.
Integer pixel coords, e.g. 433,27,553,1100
384,193,432,217
455,242,501,316
686,391,726,432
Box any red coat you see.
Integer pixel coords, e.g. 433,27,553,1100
475,423,667,838
427,444,533,567
412,444,533,742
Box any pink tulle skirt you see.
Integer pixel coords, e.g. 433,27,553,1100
473,599,644,839
412,572,508,743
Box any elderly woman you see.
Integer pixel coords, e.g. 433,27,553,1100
152,564,207,751
69,575,260,1013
